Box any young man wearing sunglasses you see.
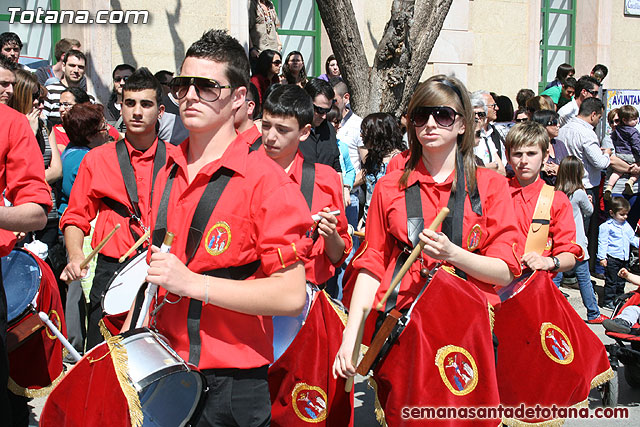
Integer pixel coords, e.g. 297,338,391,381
558,75,601,127
105,63,135,132
302,78,342,174
140,30,313,425
60,68,173,351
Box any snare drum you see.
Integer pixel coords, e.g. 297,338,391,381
41,328,206,427
272,283,317,361
2,248,66,395
101,250,149,335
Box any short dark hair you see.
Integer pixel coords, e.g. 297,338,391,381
304,78,335,101
495,95,514,122
578,97,604,116
54,38,80,61
64,49,86,64
592,64,608,80
516,88,535,109
554,63,575,82
609,196,630,215
123,67,163,104
332,79,348,98
61,86,91,104
325,54,336,75
619,105,639,122
247,82,261,120
184,29,250,90
0,55,16,72
255,49,280,77
263,84,314,128
154,70,174,85
531,109,559,126
563,76,577,89
112,63,135,79
576,75,600,96
0,32,22,50
63,103,105,147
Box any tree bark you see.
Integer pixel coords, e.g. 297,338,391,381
317,0,453,119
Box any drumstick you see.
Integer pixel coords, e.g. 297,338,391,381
311,209,340,222
39,312,82,362
353,230,365,238
119,230,151,263
135,232,174,329
345,308,367,393
80,224,120,270
376,207,449,311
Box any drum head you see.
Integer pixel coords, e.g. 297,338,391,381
2,249,41,323
103,251,149,315
139,370,205,427
272,284,316,361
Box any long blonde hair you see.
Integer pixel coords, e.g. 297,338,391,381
400,75,476,192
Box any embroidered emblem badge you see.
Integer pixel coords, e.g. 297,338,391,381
435,345,479,396
540,322,574,365
544,237,553,251
204,221,231,256
467,224,482,251
291,382,328,422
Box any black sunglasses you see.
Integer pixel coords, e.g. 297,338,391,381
272,60,282,65
474,111,487,118
411,106,461,128
114,76,129,83
546,119,559,126
515,118,528,123
313,100,335,115
170,76,233,102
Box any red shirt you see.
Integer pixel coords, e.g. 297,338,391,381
508,177,583,259
386,149,410,173
284,151,352,284
0,105,52,256
53,123,120,151
354,161,522,309
238,124,261,146
60,138,172,259
152,137,313,369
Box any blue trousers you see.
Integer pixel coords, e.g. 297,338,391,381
554,260,601,320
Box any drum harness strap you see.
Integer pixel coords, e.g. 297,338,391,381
523,183,555,255
102,138,167,246
364,151,482,373
142,145,265,366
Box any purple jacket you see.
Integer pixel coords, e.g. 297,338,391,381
612,124,640,160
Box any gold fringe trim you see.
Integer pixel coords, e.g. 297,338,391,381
99,318,114,341
590,367,614,389
502,398,589,427
322,290,349,326
106,335,143,427
7,369,65,398
488,302,495,332
367,376,387,427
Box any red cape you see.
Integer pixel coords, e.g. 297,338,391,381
494,271,613,425
269,290,354,426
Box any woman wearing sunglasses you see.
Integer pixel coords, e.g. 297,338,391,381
333,75,522,423
250,49,281,104
532,109,568,186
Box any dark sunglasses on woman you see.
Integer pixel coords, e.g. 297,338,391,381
411,106,462,128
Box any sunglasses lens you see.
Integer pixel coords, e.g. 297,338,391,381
273,60,282,65
432,108,456,127
170,77,221,102
411,110,429,127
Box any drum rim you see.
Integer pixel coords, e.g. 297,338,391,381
4,248,43,324
100,250,149,315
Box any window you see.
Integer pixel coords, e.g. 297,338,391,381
539,0,576,92
0,0,60,66
274,0,322,77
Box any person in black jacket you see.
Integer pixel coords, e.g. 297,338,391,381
302,78,341,173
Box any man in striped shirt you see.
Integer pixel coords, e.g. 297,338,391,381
43,49,93,127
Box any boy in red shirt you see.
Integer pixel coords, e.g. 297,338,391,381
507,121,583,275
60,68,174,349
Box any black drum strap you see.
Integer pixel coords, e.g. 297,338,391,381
250,136,262,152
115,139,141,219
300,160,315,210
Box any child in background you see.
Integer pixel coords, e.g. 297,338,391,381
554,156,606,323
604,105,640,199
602,268,640,334
598,196,640,309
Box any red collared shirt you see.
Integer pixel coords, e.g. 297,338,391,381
0,105,52,256
238,123,261,147
60,137,171,259
285,150,351,284
508,177,583,259
354,160,522,309
152,137,313,369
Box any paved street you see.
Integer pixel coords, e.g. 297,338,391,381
25,277,640,425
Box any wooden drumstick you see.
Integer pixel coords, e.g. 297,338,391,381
376,207,449,311
345,308,367,393
79,224,120,270
353,230,365,239
119,230,151,263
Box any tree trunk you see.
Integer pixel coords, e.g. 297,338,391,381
317,0,453,119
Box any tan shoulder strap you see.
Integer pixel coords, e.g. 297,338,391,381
524,184,555,255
